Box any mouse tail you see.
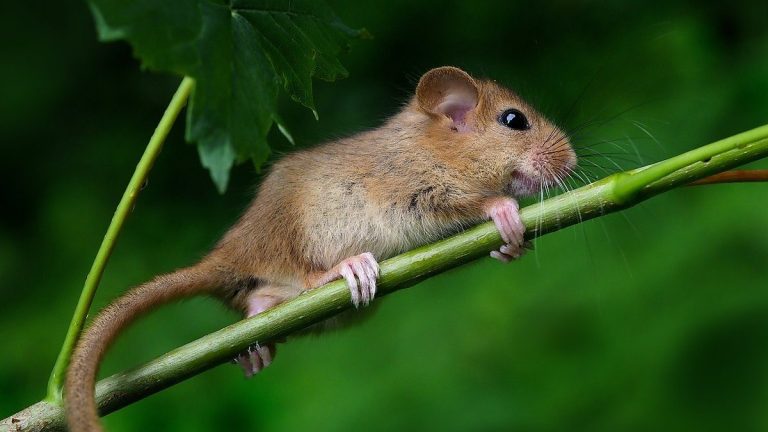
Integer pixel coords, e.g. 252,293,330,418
65,263,219,432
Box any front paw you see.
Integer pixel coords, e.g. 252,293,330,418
484,197,526,263
336,252,380,308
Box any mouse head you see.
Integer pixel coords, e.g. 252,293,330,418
415,66,577,197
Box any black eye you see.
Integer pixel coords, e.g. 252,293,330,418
499,109,530,130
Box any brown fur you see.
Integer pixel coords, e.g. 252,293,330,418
65,66,576,431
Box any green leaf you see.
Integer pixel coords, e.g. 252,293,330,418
88,0,364,192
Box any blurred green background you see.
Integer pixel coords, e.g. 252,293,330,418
2,1,768,431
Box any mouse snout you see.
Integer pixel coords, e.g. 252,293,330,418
529,138,577,182
507,140,576,197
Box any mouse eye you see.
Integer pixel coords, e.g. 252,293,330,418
499,109,530,130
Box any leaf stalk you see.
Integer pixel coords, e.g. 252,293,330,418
45,77,195,404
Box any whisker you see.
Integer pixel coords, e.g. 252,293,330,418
576,152,641,166
631,120,665,152
552,166,587,247
562,98,664,142
533,184,545,266
569,169,593,185
575,136,652,148
624,134,645,165
579,159,617,177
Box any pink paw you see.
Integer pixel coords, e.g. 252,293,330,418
490,243,532,263
234,343,275,378
234,294,281,377
484,197,526,263
337,252,380,308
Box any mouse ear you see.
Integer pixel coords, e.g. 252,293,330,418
416,66,479,130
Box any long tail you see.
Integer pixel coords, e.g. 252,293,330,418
65,264,218,432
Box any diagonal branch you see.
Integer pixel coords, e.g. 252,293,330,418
4,124,768,432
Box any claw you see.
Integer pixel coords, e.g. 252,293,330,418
360,255,379,299
351,260,370,306
339,264,360,307
256,343,273,367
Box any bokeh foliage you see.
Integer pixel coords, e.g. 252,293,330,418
1,1,768,431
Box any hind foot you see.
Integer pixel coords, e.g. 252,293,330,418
233,293,282,378
234,342,276,378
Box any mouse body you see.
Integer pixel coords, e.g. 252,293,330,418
65,66,577,432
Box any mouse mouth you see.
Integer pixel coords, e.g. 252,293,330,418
507,171,544,197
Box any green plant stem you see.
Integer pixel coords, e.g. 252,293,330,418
615,124,768,202
45,77,195,404
6,123,767,431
